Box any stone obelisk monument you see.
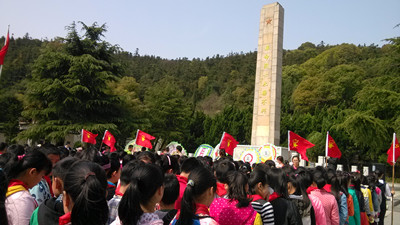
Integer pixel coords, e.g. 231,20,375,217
251,3,284,146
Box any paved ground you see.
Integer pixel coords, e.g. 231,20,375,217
384,183,400,225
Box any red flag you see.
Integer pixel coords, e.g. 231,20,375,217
387,135,400,166
289,131,315,162
327,133,341,158
0,28,10,65
103,130,116,152
135,130,155,149
81,129,98,145
220,132,239,156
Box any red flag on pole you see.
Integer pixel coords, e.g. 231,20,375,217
81,129,98,145
387,133,400,166
0,27,9,65
103,130,116,152
220,132,239,156
135,130,155,149
289,131,315,162
326,133,341,158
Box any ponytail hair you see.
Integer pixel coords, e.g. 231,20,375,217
0,151,52,183
63,161,108,225
0,168,8,225
177,166,216,225
248,169,268,194
267,168,289,198
226,171,252,207
118,163,164,225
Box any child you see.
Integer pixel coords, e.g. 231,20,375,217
108,160,144,224
171,166,217,225
214,159,235,198
210,171,262,225
114,163,164,225
0,168,8,225
175,157,202,210
61,160,109,225
155,174,179,225
0,151,52,225
105,154,121,201
30,157,76,225
248,169,274,225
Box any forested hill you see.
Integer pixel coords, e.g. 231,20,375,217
0,24,399,164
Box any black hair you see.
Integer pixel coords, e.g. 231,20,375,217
367,174,377,190
0,151,52,182
128,145,133,148
292,155,300,161
118,163,164,225
106,154,121,179
0,168,8,225
38,146,61,156
277,156,284,162
311,168,327,189
136,151,156,164
214,159,236,183
336,171,350,197
75,146,99,162
160,154,179,174
176,167,216,225
264,160,276,168
122,154,136,167
120,160,144,186
6,144,25,156
350,172,362,191
52,157,77,181
267,168,289,198
0,142,7,152
197,156,213,173
239,162,251,177
226,171,252,207
141,147,146,152
293,169,312,207
63,161,108,225
161,174,179,205
248,169,269,194
180,157,201,174
176,146,182,152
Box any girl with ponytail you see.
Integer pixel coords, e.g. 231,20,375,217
114,163,164,225
0,151,52,225
61,160,108,225
171,166,217,225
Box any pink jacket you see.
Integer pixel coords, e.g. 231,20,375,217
310,189,339,225
309,194,327,225
6,190,37,225
210,198,257,225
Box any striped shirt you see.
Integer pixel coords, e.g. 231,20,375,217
251,200,275,225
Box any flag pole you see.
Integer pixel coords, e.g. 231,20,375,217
288,130,290,151
325,131,329,168
133,129,139,155
99,130,107,152
391,133,396,225
81,129,83,143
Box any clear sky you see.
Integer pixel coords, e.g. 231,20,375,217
0,0,399,59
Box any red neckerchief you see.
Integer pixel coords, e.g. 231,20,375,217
268,192,281,201
107,181,116,188
195,203,210,215
8,179,29,190
216,182,227,197
323,184,331,192
251,194,264,201
59,212,71,225
115,183,124,196
306,186,318,194
44,175,54,196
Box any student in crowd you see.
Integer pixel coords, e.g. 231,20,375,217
30,146,61,206
155,174,179,225
376,170,391,225
309,168,339,225
336,172,355,225
360,175,374,224
214,159,236,198
0,151,52,225
61,161,109,225
267,167,302,225
114,163,164,225
0,142,7,155
30,157,76,225
351,172,368,225
175,157,202,210
248,168,274,225
210,171,262,225
0,168,8,225
105,154,121,201
292,156,300,170
347,173,361,225
159,154,179,174
287,171,316,225
276,156,285,168
171,166,218,225
329,173,348,225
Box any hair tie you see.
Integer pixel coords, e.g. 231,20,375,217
0,168,3,171
18,154,25,161
102,163,111,170
85,172,95,180
166,155,171,166
187,179,195,187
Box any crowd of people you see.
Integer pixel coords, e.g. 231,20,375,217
0,142,393,225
